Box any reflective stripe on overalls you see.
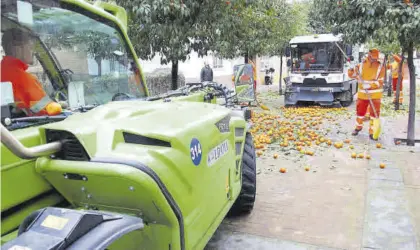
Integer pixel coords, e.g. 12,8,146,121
29,95,52,114
357,61,384,97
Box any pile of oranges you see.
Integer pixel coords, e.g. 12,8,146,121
251,107,349,157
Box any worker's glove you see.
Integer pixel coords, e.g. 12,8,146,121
362,83,371,90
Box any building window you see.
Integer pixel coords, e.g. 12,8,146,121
213,54,223,68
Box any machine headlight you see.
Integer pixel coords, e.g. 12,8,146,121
290,75,302,83
328,75,342,83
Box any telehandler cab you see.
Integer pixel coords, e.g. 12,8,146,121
0,1,257,249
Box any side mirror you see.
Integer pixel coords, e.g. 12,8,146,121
287,59,292,67
285,47,291,57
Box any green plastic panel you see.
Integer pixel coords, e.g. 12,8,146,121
36,158,180,249
39,100,247,249
1,127,54,212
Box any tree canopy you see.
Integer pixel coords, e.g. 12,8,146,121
212,0,309,59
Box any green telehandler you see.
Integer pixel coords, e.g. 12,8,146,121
0,0,257,249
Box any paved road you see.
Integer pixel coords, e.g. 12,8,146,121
206,83,420,249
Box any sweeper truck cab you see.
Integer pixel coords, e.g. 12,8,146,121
284,33,359,107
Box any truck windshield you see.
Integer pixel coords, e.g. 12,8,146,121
290,42,344,73
1,0,146,114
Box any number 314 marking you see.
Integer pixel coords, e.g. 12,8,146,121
191,144,202,160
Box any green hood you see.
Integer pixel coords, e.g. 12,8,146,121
42,101,232,159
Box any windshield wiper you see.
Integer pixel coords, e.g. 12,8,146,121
71,104,99,112
4,115,70,131
7,115,69,124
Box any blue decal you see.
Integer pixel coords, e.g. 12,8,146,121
190,138,202,166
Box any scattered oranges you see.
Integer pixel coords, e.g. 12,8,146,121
379,163,385,169
304,166,310,171
344,139,351,144
279,168,287,173
357,153,364,159
376,143,382,149
366,155,371,160
351,152,357,158
273,154,278,159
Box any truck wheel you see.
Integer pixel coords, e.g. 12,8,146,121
228,132,257,216
340,90,353,107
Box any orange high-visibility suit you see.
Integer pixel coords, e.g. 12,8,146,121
388,54,405,104
1,56,62,116
301,52,316,69
348,49,385,136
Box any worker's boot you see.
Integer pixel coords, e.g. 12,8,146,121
369,134,378,141
352,128,362,136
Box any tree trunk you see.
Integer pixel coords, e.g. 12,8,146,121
406,46,416,146
387,71,393,97
279,51,284,95
171,60,179,90
244,53,249,64
395,52,405,111
383,54,389,95
95,57,102,76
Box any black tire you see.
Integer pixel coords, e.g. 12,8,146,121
228,132,257,216
340,89,353,107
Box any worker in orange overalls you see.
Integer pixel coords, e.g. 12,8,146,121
301,52,316,69
1,28,62,116
348,48,385,140
389,54,405,105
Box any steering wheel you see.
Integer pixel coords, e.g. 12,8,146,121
112,93,133,101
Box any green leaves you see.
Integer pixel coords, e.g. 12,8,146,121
315,0,420,50
212,0,308,58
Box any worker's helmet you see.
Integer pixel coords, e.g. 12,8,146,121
368,48,380,60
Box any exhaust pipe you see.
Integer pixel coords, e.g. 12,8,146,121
1,123,62,159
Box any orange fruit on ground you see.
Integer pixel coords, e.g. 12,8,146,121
344,139,351,144
273,154,278,159
366,155,371,160
304,166,310,171
257,151,263,156
279,168,287,173
351,153,357,158
349,145,354,149
376,143,382,148
358,153,364,159
379,163,385,169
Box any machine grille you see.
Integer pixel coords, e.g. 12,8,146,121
45,130,90,161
